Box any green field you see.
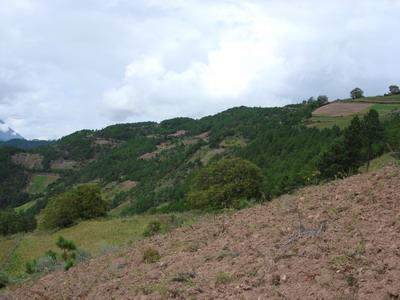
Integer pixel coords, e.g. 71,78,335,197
309,98,400,129
26,174,59,194
0,213,201,278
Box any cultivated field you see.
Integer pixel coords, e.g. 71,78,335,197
313,102,372,116
309,98,400,129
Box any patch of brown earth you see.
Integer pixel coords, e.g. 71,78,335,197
168,130,186,137
5,165,400,299
92,138,120,148
139,143,176,161
313,102,372,116
11,153,43,170
50,159,79,170
118,180,138,192
139,152,157,160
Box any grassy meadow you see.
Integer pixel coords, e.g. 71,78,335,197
0,213,201,278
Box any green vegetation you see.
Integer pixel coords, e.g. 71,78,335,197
0,147,30,209
27,174,59,194
143,220,162,237
0,272,9,288
0,213,199,277
0,210,36,236
1,86,400,282
350,87,364,99
40,185,107,229
318,109,385,179
142,247,161,263
56,236,77,270
188,158,263,209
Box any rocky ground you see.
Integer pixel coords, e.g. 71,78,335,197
3,164,400,299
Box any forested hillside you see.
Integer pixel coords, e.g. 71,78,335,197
1,97,399,234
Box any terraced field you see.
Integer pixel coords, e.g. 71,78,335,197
309,96,400,129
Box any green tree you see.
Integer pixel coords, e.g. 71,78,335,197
318,116,364,178
363,109,384,171
389,85,400,95
56,236,77,270
41,185,107,229
350,87,364,99
187,158,263,209
317,95,329,106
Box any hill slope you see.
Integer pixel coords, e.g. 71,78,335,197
5,163,399,299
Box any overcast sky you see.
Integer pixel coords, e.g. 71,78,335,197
0,0,399,139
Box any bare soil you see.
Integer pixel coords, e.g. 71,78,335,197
4,164,400,299
50,159,79,170
11,153,43,170
313,102,373,116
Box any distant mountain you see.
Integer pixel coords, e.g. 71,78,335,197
0,120,24,141
0,139,53,150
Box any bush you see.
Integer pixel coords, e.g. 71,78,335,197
0,272,9,288
41,185,107,229
187,158,263,209
143,220,162,237
35,255,62,273
0,210,36,236
25,260,37,274
143,247,160,263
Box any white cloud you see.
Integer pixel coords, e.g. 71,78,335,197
1,0,400,138
0,123,10,133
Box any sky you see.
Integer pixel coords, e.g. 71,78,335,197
0,0,399,140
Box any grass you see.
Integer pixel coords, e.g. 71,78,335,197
0,237,20,271
359,153,398,173
1,213,199,278
26,174,59,194
309,98,400,129
14,200,38,213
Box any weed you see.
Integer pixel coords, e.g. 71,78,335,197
143,247,160,263
143,220,162,237
215,271,232,285
171,271,195,283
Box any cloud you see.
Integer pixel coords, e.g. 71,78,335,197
1,0,400,138
0,122,10,133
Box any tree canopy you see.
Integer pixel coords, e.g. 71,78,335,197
187,158,263,209
40,185,107,229
350,88,364,99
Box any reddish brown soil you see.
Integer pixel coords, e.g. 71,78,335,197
313,102,372,116
4,165,400,299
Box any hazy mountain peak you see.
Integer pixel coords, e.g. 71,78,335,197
0,120,24,141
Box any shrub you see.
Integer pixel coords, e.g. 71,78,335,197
143,220,162,237
35,256,62,273
41,185,107,229
25,260,37,274
187,158,263,209
143,247,160,263
0,272,9,288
